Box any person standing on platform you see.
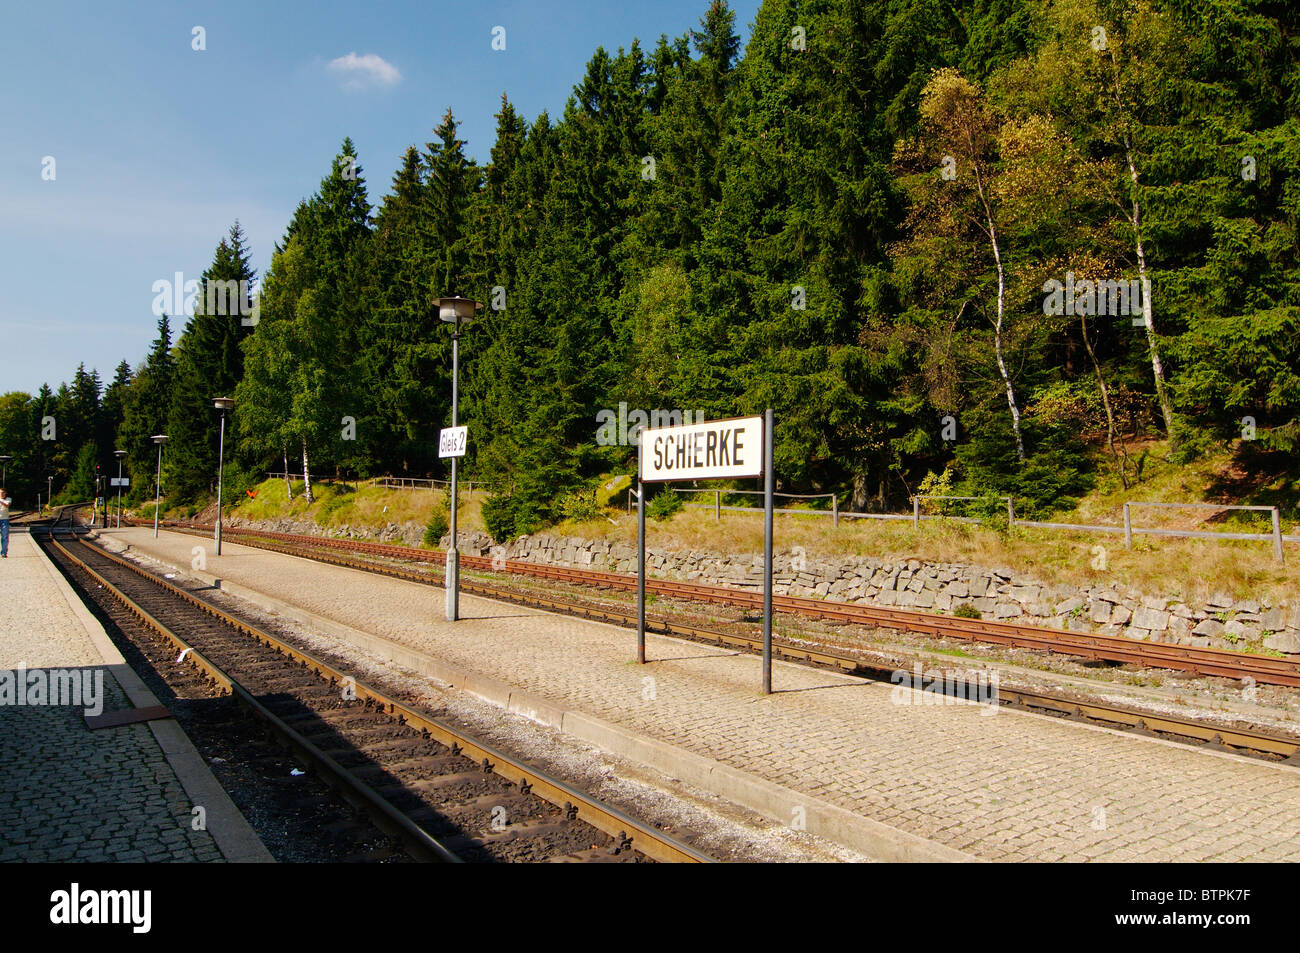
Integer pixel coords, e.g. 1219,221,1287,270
0,488,10,557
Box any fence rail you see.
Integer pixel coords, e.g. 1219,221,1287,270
266,473,494,495
624,482,1296,563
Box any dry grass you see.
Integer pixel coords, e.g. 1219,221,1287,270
230,478,489,536
555,506,1297,607
226,459,1297,606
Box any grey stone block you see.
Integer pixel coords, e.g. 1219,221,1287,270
1264,630,1300,654
1192,619,1223,637
1054,596,1084,615
1131,607,1169,632
1009,585,1041,605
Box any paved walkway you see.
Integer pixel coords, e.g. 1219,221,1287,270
0,532,269,862
108,527,1300,862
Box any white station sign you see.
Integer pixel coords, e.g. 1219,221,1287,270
438,426,468,458
110,477,130,487
639,415,764,483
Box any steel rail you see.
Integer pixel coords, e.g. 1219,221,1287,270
45,535,463,863
125,523,1300,764
68,533,711,863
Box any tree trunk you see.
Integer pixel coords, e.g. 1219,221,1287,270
282,447,293,501
1081,313,1129,489
1124,140,1174,439
301,438,314,504
850,472,869,512
974,169,1026,461
1108,59,1175,442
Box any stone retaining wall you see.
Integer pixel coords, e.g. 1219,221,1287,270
229,516,1300,656
470,531,1300,657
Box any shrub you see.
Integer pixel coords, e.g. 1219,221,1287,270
559,490,602,523
422,505,450,547
647,488,682,522
953,603,982,619
481,494,517,543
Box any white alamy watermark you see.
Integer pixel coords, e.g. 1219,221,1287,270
595,402,707,447
889,662,999,715
50,884,151,933
1041,272,1150,325
151,272,260,325
0,663,104,717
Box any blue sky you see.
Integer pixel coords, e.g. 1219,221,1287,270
1,0,761,396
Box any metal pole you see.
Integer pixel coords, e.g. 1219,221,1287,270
115,457,123,528
446,323,460,622
1272,506,1283,564
762,409,774,695
215,412,226,556
153,443,163,538
1123,502,1132,550
832,494,838,528
913,496,920,529
715,489,720,522
637,481,646,664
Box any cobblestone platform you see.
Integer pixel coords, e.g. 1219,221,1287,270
0,532,270,862
108,527,1300,862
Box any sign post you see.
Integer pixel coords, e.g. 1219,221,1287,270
637,412,775,692
636,481,646,664
762,409,774,694
439,425,468,621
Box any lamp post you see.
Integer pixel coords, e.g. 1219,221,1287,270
151,435,169,537
434,295,482,622
212,397,236,556
0,455,10,486
113,450,127,528
47,476,52,511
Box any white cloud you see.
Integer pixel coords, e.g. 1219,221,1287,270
327,52,401,90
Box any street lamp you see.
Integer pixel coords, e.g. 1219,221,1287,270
47,475,52,511
212,397,236,556
151,435,169,537
434,295,482,622
113,450,127,528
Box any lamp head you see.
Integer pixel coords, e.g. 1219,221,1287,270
213,397,236,412
434,296,483,324
151,434,169,445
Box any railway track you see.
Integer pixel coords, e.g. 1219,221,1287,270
141,518,1300,687
41,532,712,863
125,520,1300,766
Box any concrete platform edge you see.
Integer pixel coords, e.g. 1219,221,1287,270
108,536,975,862
36,535,273,863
